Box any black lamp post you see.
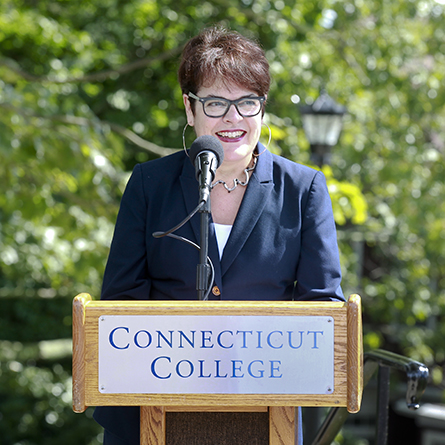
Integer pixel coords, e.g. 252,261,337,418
299,92,348,443
300,90,347,168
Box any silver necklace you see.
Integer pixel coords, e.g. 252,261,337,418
211,156,257,193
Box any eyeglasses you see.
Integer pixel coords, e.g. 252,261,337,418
188,92,266,118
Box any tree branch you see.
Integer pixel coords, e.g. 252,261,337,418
106,121,179,157
0,45,184,84
0,103,179,157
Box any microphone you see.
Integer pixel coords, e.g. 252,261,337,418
189,135,224,205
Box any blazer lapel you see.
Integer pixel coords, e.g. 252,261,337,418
221,147,274,276
180,159,201,244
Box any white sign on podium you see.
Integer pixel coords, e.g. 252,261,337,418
98,315,334,395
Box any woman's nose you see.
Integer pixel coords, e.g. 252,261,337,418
223,104,243,122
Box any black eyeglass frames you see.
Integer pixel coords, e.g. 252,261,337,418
188,92,265,118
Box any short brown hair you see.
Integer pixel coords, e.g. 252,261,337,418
178,26,270,98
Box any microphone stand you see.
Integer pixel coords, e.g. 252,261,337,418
197,198,211,300
191,140,223,301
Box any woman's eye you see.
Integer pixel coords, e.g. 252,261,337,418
206,100,227,108
239,99,256,107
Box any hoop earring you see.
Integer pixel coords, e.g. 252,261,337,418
182,123,192,157
255,122,271,157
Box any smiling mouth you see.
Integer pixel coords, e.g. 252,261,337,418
216,130,246,139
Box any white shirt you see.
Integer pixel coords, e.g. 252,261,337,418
213,223,233,259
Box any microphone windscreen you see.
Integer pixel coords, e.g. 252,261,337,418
189,135,224,168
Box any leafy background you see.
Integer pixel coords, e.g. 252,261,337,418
1,0,444,443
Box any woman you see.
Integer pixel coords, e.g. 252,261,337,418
94,26,344,444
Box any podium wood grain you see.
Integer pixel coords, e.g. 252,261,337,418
141,406,165,445
270,406,296,444
347,294,363,413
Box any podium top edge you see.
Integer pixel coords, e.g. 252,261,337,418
74,295,352,310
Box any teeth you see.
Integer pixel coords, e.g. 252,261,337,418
217,131,244,138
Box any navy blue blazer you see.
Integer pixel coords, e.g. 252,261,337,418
100,144,344,303
94,144,344,442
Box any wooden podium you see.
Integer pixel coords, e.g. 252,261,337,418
72,294,363,444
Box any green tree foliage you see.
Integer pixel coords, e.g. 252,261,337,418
1,0,444,443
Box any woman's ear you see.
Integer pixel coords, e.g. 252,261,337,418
183,94,195,127
261,94,268,120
